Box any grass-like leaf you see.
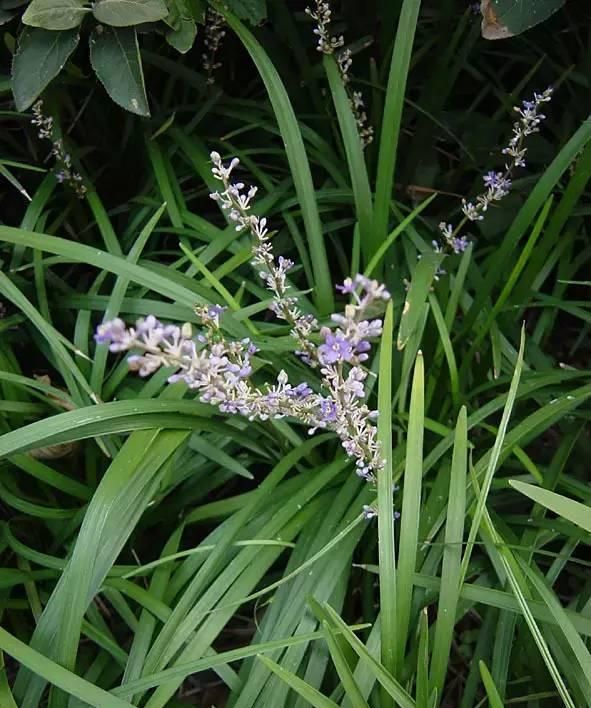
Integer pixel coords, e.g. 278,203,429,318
373,0,423,243
395,352,424,671
509,481,591,534
429,406,467,697
376,301,397,683
257,654,340,708
218,4,333,313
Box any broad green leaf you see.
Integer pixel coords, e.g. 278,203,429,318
89,26,149,116
509,481,591,534
166,16,196,53
22,0,88,30
165,0,198,53
11,27,79,111
225,0,265,24
482,0,565,39
92,0,168,26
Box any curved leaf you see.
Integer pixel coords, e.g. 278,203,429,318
11,27,79,111
509,481,591,534
92,0,168,26
166,16,196,53
22,0,88,30
0,400,214,458
225,0,265,24
165,0,199,53
481,0,565,40
89,25,149,116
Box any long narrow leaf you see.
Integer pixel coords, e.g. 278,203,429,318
218,5,333,313
373,0,423,243
395,352,424,670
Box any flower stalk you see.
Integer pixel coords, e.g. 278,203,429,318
97,153,390,481
435,87,553,254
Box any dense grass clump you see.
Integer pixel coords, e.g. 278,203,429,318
0,2,590,707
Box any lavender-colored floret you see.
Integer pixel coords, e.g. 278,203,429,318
318,332,355,365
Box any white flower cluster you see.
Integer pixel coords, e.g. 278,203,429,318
210,151,319,363
31,101,86,197
97,153,392,481
305,0,344,54
305,0,373,147
503,87,553,167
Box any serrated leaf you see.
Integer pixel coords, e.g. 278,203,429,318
11,27,79,111
225,0,266,24
481,0,565,39
89,25,149,116
22,0,88,30
92,0,168,26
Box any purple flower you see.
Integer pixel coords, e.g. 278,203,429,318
483,171,511,196
277,256,294,272
483,171,498,188
355,465,373,481
136,315,162,334
336,277,355,294
208,304,226,318
354,340,371,361
94,318,135,352
95,317,124,343
228,362,252,378
319,398,338,422
290,382,313,398
283,382,313,399
318,332,355,365
451,236,469,254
